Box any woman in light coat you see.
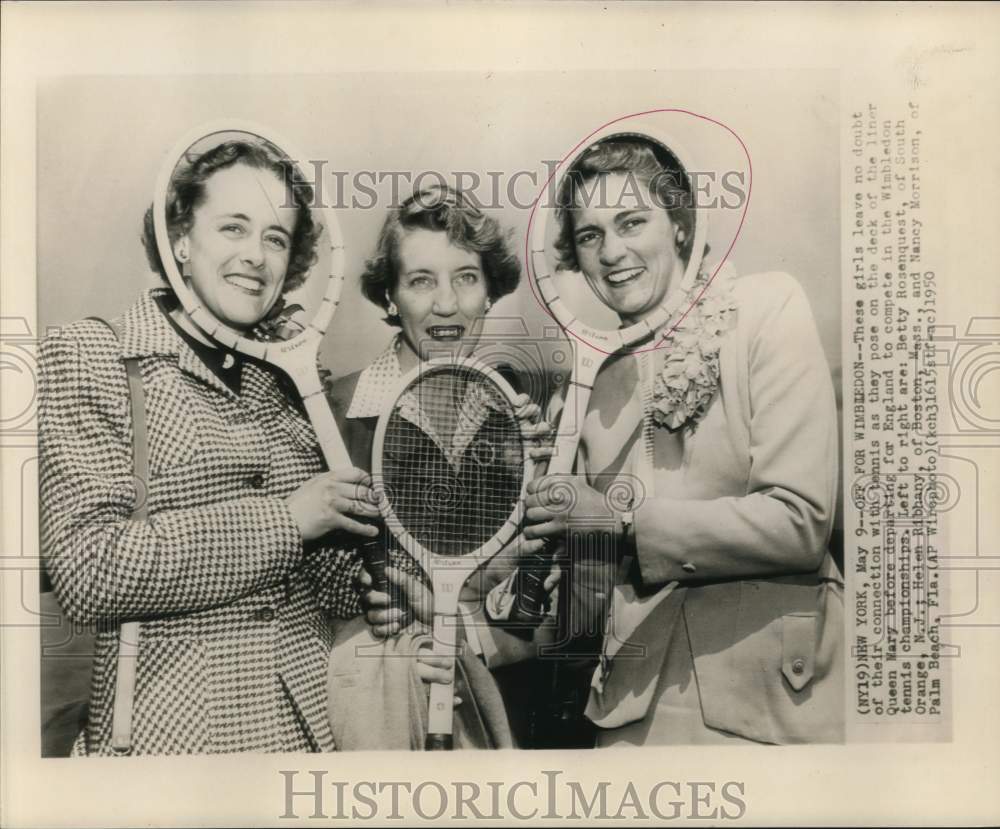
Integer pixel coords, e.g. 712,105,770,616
521,135,844,745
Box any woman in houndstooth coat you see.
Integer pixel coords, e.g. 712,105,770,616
38,139,378,755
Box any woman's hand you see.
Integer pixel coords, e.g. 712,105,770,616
356,567,453,685
357,564,432,637
511,393,554,464
523,474,611,541
286,467,380,542
414,645,456,686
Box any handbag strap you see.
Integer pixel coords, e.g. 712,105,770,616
89,317,148,754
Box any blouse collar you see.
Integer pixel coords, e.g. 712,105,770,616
345,333,510,427
345,335,405,419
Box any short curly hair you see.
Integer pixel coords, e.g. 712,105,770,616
360,184,521,327
553,137,698,273
141,138,321,295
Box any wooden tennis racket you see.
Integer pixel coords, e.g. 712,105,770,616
508,128,709,624
371,356,535,750
152,121,387,586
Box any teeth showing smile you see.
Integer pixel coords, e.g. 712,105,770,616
606,267,645,285
225,274,265,295
427,326,465,340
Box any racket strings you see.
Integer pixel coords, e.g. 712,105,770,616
381,366,525,558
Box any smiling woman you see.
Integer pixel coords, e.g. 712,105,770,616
392,228,490,368
555,139,699,326
355,184,522,371
38,134,380,756
569,173,685,326
515,132,844,747
141,139,320,331
320,185,558,749
173,164,296,329
323,184,527,476
323,183,527,515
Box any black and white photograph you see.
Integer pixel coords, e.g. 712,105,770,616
2,3,998,826
32,72,843,757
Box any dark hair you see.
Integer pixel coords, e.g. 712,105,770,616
141,139,321,294
553,137,698,272
360,184,521,327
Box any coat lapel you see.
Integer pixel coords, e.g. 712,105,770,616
119,290,238,399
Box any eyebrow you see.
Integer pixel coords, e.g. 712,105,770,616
217,213,292,236
404,264,482,276
615,207,651,218
574,207,650,235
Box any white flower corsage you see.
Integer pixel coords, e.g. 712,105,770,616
650,267,738,433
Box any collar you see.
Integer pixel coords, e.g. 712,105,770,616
118,288,240,398
345,334,515,427
345,335,405,419
156,295,243,394
395,372,505,470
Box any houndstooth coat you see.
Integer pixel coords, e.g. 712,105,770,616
38,289,361,755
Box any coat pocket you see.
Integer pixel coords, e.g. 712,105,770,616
781,612,818,692
686,579,844,743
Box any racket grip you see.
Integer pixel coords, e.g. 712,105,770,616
508,540,553,626
358,536,389,595
424,733,453,751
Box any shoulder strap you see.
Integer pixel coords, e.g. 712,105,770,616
87,316,150,517
87,316,145,755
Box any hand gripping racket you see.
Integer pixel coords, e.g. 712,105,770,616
372,356,534,750
508,128,709,625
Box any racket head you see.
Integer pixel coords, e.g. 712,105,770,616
371,356,534,578
530,126,709,351
152,120,346,360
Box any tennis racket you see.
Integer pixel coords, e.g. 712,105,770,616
372,356,534,750
508,127,709,625
152,121,387,590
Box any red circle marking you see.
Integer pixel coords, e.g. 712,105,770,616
524,108,752,356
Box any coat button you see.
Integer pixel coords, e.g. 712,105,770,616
254,607,276,623
248,473,265,489
791,658,806,675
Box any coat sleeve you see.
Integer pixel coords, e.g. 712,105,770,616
302,543,363,618
38,323,305,624
634,273,839,584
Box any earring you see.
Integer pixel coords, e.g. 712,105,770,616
484,298,493,312
387,301,398,317
675,228,687,246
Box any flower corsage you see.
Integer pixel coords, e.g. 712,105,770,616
650,268,738,433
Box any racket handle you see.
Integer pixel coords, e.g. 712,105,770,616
426,614,459,748
424,732,453,751
358,536,389,595
508,540,553,626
